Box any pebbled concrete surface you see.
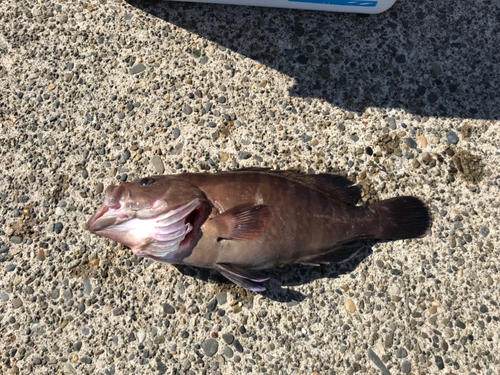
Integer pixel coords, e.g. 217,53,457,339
0,0,499,374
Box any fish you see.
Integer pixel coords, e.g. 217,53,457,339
87,168,431,292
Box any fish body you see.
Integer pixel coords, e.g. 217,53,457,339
87,169,431,291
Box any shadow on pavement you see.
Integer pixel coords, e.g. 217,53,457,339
128,0,500,121
174,240,377,303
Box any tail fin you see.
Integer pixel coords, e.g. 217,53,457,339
369,196,431,240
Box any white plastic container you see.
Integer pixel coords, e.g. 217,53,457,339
167,0,397,14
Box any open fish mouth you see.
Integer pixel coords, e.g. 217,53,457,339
86,198,210,256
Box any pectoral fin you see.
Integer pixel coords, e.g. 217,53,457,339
211,203,272,241
217,263,269,292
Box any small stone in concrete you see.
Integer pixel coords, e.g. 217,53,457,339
367,349,391,375
345,299,356,313
435,355,444,370
233,339,243,353
401,360,411,374
406,138,417,149
6,264,16,272
0,291,9,301
130,64,146,75
446,130,459,145
113,307,124,316
10,236,23,244
385,117,396,129
223,346,233,358
55,222,63,234
396,347,408,358
207,299,217,312
83,277,92,294
151,156,165,174
137,329,146,343
202,338,218,357
222,333,234,345
12,298,23,309
173,127,180,140
63,364,76,374
239,151,252,160
479,226,489,237
95,183,104,194
162,303,175,314
395,54,406,64
216,292,227,305
68,259,81,269
50,288,60,299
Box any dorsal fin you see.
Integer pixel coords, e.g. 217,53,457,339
224,167,270,173
300,173,361,205
226,168,361,205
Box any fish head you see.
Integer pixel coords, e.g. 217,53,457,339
86,176,211,258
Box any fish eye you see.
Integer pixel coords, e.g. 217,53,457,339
140,178,154,186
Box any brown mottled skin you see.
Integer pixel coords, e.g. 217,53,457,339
176,172,371,269
87,169,431,291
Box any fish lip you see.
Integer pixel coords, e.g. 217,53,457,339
86,205,111,232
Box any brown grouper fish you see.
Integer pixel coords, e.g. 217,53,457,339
87,169,431,291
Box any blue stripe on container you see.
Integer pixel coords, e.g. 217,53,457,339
288,0,378,7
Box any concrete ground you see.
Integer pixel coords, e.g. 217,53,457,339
0,0,499,374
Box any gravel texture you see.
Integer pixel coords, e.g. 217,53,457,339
1,0,500,374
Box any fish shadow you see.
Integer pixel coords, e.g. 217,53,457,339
127,0,499,121
173,240,378,303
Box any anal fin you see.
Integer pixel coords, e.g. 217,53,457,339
299,242,366,265
217,263,269,282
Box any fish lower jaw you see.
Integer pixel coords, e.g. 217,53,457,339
95,218,154,251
